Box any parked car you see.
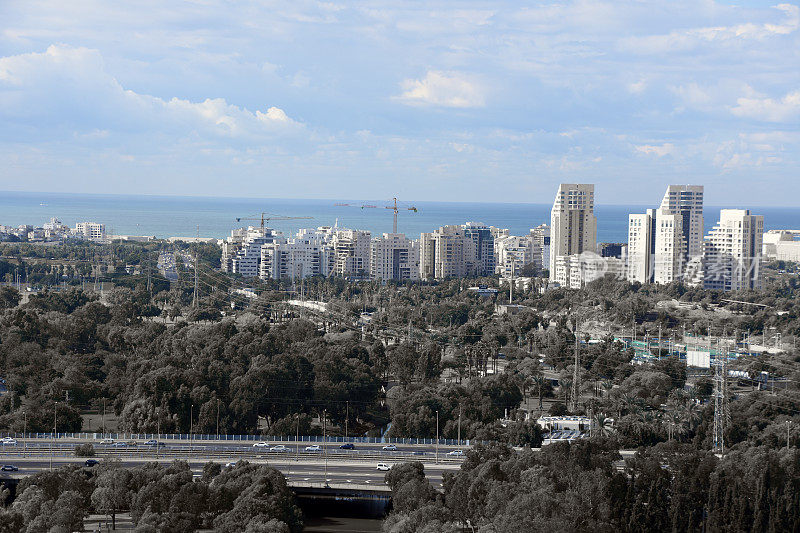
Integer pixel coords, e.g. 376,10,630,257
253,441,270,448
99,438,114,445
447,449,465,457
225,462,238,468
111,441,128,447
1,439,17,446
382,444,397,451
270,445,290,453
304,445,322,452
143,440,165,447
84,459,99,467
376,463,391,471
1,465,18,472
339,443,355,450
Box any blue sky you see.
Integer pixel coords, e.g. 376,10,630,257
0,1,798,206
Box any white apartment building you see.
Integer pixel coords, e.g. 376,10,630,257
463,222,496,276
703,209,764,291
552,252,621,289
763,230,800,262
530,224,550,273
222,226,270,273
332,229,371,278
74,222,106,243
627,185,703,285
419,225,477,279
370,233,420,281
230,228,283,278
627,209,656,283
654,213,686,284
549,184,597,283
495,235,539,278
260,229,335,280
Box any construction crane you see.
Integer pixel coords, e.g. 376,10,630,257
235,212,313,232
381,197,417,233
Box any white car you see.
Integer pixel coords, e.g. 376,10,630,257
252,441,270,448
382,444,397,451
304,445,322,452
99,438,114,445
270,445,290,453
1,439,17,446
376,463,391,471
447,449,465,457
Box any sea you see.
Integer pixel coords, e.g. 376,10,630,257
1,191,798,243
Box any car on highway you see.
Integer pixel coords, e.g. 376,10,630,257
1,465,18,472
143,440,166,447
270,445,291,453
1,438,17,446
99,438,114,445
84,459,99,467
252,441,270,448
304,445,322,452
111,442,128,448
447,449,465,457
339,443,355,450
376,463,391,471
382,444,398,451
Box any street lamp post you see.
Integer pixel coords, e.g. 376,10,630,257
50,402,58,471
216,399,220,440
435,410,439,464
23,411,26,458
189,404,194,453
323,409,328,486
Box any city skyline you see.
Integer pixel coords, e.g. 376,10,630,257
1,2,799,205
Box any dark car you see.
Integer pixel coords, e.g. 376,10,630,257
84,459,99,467
339,443,355,450
1,465,18,472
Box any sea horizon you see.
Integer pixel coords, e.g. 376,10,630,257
1,190,798,244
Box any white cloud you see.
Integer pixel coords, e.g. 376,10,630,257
731,89,800,122
396,70,485,108
0,45,300,141
635,143,675,157
622,3,799,53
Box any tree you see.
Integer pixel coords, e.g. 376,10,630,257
92,461,133,530
0,287,20,309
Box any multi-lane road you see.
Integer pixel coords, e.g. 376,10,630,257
0,437,467,489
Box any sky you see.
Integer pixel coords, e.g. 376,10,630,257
0,1,798,206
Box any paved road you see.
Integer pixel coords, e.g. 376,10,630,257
0,456,460,489
0,438,467,464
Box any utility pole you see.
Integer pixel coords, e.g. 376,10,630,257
23,411,26,458
571,321,580,412
788,420,791,451
216,398,220,440
345,401,349,439
193,226,199,308
712,332,728,455
457,404,462,444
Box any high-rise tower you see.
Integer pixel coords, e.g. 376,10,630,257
549,184,597,282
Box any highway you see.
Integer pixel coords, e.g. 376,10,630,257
0,437,466,489
0,456,460,490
